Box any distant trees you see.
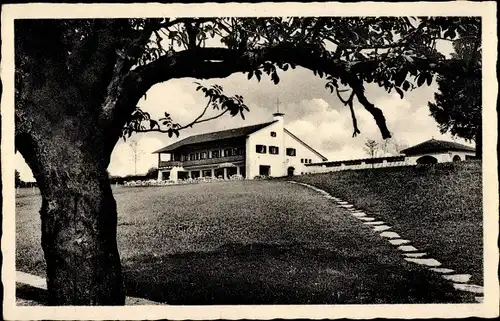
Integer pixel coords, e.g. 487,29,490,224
364,140,379,158
146,167,158,179
128,139,142,175
380,138,409,156
15,170,22,188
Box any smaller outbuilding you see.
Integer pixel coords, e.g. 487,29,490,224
400,138,476,165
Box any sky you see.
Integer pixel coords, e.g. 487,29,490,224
15,63,474,182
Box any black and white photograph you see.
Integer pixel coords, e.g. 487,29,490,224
1,1,498,320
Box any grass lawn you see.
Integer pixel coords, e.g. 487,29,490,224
16,180,478,304
290,161,483,285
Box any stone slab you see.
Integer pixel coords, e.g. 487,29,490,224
364,221,385,225
352,212,366,217
380,231,400,239
442,274,471,283
398,245,418,252
340,204,354,208
405,257,442,267
373,225,391,232
404,252,427,258
430,268,455,274
453,283,483,294
389,239,411,245
358,217,375,221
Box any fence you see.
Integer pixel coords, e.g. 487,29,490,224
306,159,411,174
123,174,245,187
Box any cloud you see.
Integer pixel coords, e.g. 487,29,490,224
14,66,474,181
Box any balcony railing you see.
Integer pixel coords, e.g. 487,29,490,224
159,155,244,169
158,160,183,168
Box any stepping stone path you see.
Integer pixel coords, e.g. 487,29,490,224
443,274,471,283
398,245,418,252
380,231,400,239
373,225,391,232
404,258,442,267
388,239,411,245
287,180,483,303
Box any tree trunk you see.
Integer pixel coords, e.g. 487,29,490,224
17,128,125,305
475,125,482,159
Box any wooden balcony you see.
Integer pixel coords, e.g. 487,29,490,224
158,160,183,168
159,155,244,169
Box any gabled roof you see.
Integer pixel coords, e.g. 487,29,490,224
284,129,328,161
401,138,475,156
152,121,277,153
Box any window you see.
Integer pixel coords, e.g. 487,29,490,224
256,145,267,154
286,148,296,156
308,159,312,163
270,131,277,137
224,148,233,157
301,158,304,163
237,147,245,155
195,153,200,160
259,165,271,176
269,146,279,155
212,150,220,158
189,154,195,161
200,152,207,159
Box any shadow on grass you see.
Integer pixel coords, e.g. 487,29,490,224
123,242,475,305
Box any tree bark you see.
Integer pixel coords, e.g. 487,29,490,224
17,131,125,305
475,124,482,159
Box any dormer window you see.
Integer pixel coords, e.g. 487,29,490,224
270,131,277,137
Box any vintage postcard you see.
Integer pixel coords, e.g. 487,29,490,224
1,1,498,320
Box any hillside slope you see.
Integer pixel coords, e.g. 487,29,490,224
291,161,483,284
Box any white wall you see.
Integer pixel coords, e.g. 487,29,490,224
406,151,476,165
245,115,326,178
284,131,325,175
246,115,285,178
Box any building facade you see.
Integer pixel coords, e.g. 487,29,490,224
153,113,327,181
305,138,476,174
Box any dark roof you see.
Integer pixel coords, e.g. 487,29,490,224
284,129,328,161
401,138,475,156
152,121,277,153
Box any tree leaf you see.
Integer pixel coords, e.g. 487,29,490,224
402,80,410,91
426,73,433,86
416,73,426,87
395,86,404,99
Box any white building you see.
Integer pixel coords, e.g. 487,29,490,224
152,113,327,181
305,138,477,174
400,138,476,164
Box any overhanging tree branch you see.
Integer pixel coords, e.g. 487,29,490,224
336,88,361,137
